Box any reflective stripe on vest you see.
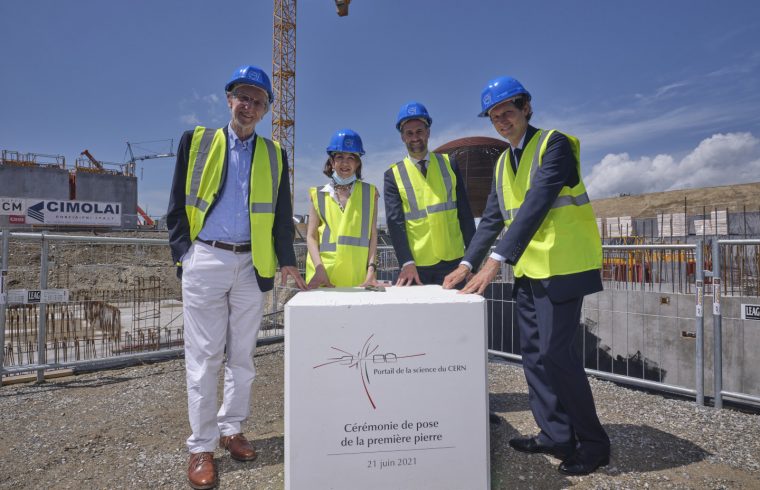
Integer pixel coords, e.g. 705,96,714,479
250,137,280,214
315,181,372,252
494,128,602,278
248,136,282,277
390,153,465,266
394,153,457,221
187,128,218,215
496,130,591,224
185,126,282,277
306,181,376,287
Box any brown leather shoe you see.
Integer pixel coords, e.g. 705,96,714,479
188,452,217,489
219,433,257,461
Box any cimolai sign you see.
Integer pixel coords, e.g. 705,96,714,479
0,197,121,226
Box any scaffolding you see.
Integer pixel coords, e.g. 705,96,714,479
1,150,66,169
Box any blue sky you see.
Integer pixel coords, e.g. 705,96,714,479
2,0,760,219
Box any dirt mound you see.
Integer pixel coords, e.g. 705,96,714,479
591,181,760,218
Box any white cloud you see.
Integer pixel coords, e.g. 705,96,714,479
541,104,742,155
653,81,690,99
179,113,200,125
178,91,226,126
540,57,760,156
634,81,691,101
585,132,760,198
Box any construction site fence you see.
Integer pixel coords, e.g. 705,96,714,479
0,231,286,383
599,207,760,243
488,240,760,409
3,232,759,409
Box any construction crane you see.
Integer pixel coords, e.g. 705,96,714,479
125,140,176,227
335,0,351,16
75,148,153,225
272,0,351,206
77,149,126,174
80,149,103,169
125,140,175,178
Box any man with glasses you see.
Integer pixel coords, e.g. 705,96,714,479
167,64,306,489
384,101,475,286
444,76,608,476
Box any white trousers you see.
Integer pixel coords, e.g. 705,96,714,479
182,241,264,453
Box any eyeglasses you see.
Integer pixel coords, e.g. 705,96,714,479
232,91,268,110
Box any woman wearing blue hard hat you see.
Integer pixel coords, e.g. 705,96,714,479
305,129,380,288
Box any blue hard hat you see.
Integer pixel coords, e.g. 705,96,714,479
326,129,365,156
396,101,433,132
478,76,531,117
225,65,274,103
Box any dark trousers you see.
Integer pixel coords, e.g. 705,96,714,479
515,277,610,455
417,258,463,286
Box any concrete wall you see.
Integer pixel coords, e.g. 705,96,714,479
486,284,760,400
583,290,696,388
0,165,138,229
0,165,70,228
0,165,70,199
73,172,138,229
583,289,760,399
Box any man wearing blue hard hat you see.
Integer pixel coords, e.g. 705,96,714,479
167,64,306,489
384,101,475,286
444,77,609,476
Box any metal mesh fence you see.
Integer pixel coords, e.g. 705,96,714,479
3,232,759,405
0,233,285,377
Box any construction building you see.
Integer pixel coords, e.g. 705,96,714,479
0,149,139,229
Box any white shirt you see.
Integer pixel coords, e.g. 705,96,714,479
408,152,430,167
319,181,354,207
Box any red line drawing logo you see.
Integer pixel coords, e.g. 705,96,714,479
313,334,425,409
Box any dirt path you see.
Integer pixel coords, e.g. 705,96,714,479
1,345,759,489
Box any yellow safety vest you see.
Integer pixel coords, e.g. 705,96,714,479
390,153,465,267
306,181,376,287
495,129,602,278
184,126,282,278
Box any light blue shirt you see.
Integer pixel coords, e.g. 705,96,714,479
197,124,254,244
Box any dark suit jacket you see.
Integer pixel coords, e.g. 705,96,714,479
383,155,476,273
464,125,602,302
166,126,297,292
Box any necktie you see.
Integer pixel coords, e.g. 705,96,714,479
417,159,427,177
511,148,522,174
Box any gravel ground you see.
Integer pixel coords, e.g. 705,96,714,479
1,345,759,489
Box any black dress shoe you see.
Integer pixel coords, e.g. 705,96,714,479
509,436,574,460
558,452,610,476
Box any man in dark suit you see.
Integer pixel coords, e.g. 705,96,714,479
443,76,610,476
167,64,306,489
384,101,475,286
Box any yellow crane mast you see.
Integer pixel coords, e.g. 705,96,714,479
272,0,297,205
271,0,351,206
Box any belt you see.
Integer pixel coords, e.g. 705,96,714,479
198,239,251,253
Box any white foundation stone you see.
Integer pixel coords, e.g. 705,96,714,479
285,285,489,490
